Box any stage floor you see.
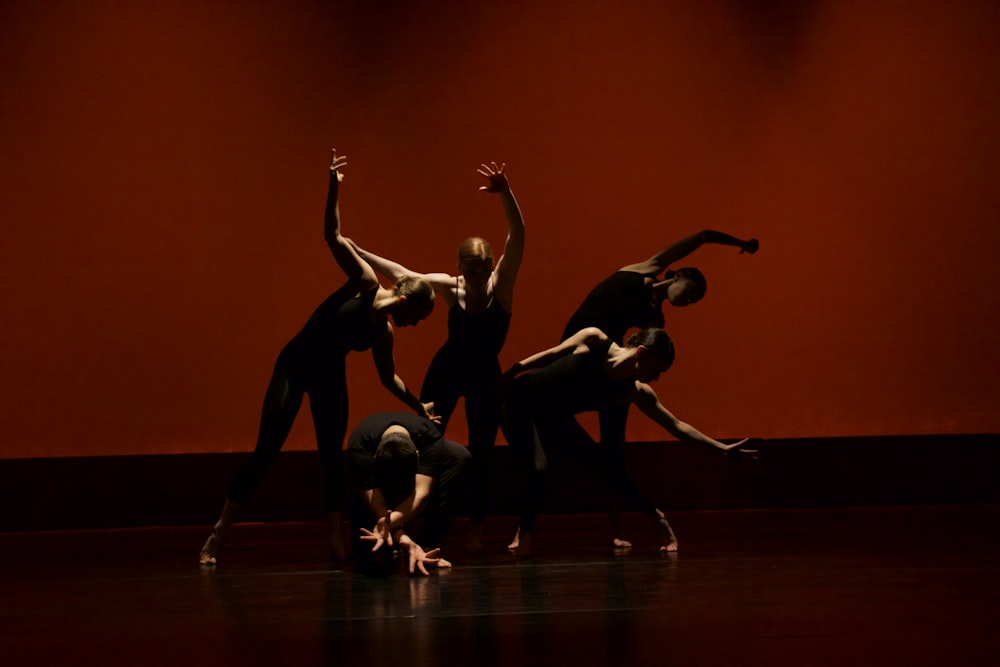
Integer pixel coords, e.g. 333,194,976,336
3,506,999,666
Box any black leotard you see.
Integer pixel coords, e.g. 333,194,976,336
420,291,511,523
501,340,656,532
562,270,663,343
229,284,385,512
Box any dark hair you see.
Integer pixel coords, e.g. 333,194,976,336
374,431,418,507
626,327,675,370
393,276,435,312
665,267,707,299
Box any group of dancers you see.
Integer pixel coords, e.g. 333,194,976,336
199,150,759,573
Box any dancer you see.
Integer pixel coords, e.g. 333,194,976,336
562,229,758,550
352,161,525,552
199,150,437,566
348,412,471,575
501,326,753,556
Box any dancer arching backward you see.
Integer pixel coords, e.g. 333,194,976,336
562,230,758,550
500,326,754,556
199,150,437,566
352,162,525,553
348,412,470,575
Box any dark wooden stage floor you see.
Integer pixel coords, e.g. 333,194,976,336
3,506,999,666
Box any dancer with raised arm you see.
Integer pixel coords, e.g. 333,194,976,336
199,150,437,565
352,161,524,552
501,326,754,556
562,230,758,551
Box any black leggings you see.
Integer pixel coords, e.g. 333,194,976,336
228,350,348,512
503,398,655,533
420,352,501,523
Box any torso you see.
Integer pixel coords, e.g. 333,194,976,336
517,338,635,415
292,284,385,354
562,270,664,343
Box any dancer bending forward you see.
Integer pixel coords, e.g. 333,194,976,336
199,151,436,565
501,326,754,556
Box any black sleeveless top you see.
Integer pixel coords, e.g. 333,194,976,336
443,296,511,362
280,285,385,377
298,284,383,353
516,338,635,416
562,271,664,343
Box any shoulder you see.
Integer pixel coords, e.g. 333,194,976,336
569,326,609,351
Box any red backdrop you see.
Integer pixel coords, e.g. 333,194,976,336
2,0,998,458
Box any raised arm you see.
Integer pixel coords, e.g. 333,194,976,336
478,162,525,312
629,382,749,452
323,149,379,288
503,327,607,380
370,326,438,422
620,230,759,277
349,240,458,304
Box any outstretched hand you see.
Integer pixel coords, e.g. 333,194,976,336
399,535,448,576
740,238,759,255
329,149,348,182
359,511,394,552
722,438,759,461
477,161,509,193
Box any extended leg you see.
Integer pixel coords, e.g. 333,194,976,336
598,402,631,551
200,368,303,565
309,372,350,561
462,370,501,552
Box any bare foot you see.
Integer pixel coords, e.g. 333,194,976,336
653,510,679,553
199,530,222,565
507,529,534,557
611,538,633,554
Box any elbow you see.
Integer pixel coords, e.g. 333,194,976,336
379,373,398,391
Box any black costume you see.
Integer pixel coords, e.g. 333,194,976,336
501,340,657,532
561,269,665,479
228,283,385,513
420,288,511,522
348,412,470,549
562,270,664,343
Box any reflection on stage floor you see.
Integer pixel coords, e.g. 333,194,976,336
2,506,999,666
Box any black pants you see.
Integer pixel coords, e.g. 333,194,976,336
502,394,655,533
421,350,501,523
228,347,348,512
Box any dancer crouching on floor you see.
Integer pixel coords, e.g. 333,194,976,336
348,412,470,575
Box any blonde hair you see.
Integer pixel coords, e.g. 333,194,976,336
393,276,435,310
457,237,493,267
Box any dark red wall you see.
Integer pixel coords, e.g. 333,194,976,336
2,1,998,458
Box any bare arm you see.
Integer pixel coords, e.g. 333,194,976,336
620,229,759,277
629,382,749,452
370,326,438,421
323,150,379,289
503,327,608,379
349,240,457,303
478,162,525,312
363,474,435,544
386,474,434,532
